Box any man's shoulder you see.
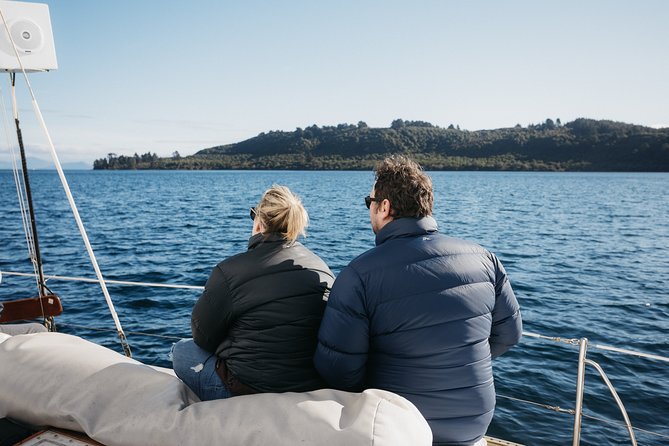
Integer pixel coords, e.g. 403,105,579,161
350,233,492,269
346,232,428,265
435,234,490,254
347,243,386,268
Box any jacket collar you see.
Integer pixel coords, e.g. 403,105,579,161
248,232,286,250
375,216,438,246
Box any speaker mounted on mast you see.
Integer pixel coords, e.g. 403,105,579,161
0,0,57,72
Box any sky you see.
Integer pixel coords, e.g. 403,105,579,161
0,0,667,167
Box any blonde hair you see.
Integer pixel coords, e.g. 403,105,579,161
255,185,308,243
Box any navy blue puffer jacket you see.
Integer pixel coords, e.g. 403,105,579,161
314,217,522,445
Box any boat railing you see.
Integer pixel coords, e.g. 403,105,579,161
500,332,669,445
2,270,669,445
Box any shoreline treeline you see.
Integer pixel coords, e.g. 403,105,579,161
93,118,669,171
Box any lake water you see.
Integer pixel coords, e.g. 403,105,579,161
1,170,667,445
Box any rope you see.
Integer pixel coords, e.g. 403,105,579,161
0,10,131,357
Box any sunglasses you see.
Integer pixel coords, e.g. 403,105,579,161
249,207,257,220
364,196,382,209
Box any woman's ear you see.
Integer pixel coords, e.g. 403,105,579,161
252,218,265,235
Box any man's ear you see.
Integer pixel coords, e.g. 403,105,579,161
379,198,392,219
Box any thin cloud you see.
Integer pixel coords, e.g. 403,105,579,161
135,118,228,132
15,107,96,120
154,139,229,145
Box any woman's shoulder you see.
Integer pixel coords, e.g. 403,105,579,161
287,242,335,276
216,249,251,268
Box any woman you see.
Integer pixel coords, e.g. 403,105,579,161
172,185,334,401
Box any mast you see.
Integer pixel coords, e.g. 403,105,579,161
1,0,131,355
12,73,48,298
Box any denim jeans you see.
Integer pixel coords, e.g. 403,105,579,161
0,323,48,335
171,338,232,401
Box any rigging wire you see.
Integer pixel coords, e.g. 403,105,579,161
497,393,575,415
0,81,40,293
10,75,51,332
8,72,48,299
523,331,669,363
497,394,669,441
0,271,205,290
1,72,51,325
56,322,183,342
0,8,131,356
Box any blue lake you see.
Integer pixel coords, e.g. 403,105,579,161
1,170,667,445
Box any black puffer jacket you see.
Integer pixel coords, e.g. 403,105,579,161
192,233,334,393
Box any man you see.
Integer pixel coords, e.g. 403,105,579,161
314,156,522,446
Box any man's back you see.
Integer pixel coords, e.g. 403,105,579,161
315,217,522,445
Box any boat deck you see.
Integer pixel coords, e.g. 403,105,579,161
16,429,103,445
2,421,523,446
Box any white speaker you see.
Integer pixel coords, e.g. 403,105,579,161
0,0,57,72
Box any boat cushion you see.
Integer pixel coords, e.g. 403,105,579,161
0,332,431,446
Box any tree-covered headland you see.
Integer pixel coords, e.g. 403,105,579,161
94,118,669,171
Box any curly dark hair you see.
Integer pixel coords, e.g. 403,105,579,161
373,155,433,218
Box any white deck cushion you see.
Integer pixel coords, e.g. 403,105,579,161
0,333,431,445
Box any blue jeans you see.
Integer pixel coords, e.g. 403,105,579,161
0,323,48,335
171,338,232,401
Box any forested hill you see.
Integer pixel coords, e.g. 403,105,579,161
94,118,669,171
